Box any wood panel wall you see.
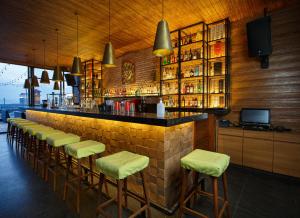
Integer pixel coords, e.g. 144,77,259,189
102,47,160,89
103,3,300,132
224,3,300,132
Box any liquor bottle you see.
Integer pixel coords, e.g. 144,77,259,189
189,33,193,43
219,79,224,93
186,83,190,94
189,49,193,60
182,97,185,107
190,67,194,77
192,50,197,60
184,51,188,61
197,80,202,93
194,65,199,77
190,83,194,93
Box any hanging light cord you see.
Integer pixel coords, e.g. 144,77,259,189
108,0,111,42
43,40,46,70
162,0,164,20
56,29,59,65
76,13,79,57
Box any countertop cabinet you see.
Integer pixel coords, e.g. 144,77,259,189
217,127,300,178
273,132,300,178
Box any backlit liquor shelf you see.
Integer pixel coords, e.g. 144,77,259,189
161,19,230,111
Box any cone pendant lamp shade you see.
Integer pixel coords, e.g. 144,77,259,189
52,66,63,81
53,81,60,90
40,70,50,84
32,75,39,87
153,19,173,57
23,79,30,89
102,42,116,68
71,56,83,76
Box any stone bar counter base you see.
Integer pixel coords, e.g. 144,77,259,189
26,110,197,210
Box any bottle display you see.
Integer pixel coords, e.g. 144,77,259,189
160,19,229,110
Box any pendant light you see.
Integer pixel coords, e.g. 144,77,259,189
71,12,83,76
102,0,116,68
31,49,39,87
40,39,50,84
53,81,60,90
153,0,173,57
23,79,30,89
52,29,63,81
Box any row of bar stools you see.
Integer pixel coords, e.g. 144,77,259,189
96,151,152,218
63,140,106,213
46,133,81,191
179,149,230,218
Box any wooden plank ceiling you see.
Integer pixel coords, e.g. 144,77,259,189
0,0,294,69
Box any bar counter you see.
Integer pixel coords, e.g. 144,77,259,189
25,107,207,212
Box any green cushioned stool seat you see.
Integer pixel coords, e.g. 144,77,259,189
21,124,44,133
13,120,35,126
7,118,23,122
181,149,230,177
36,129,65,141
65,140,105,159
96,151,149,180
27,126,53,136
47,133,80,147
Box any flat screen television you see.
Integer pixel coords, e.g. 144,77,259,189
240,108,270,127
64,74,76,86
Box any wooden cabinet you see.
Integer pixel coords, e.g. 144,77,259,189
243,138,273,171
218,134,243,165
273,132,300,178
217,127,300,178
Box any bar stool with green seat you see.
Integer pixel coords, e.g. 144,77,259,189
35,129,65,178
46,133,81,191
96,151,152,218
6,118,24,142
11,119,35,147
63,140,106,213
27,125,54,169
179,149,231,218
15,121,39,155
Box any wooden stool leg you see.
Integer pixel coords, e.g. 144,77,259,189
140,171,152,218
77,159,82,213
212,177,219,218
45,145,52,182
179,169,188,218
222,172,230,218
191,171,200,207
117,180,123,218
123,178,128,208
53,147,60,191
89,156,94,185
63,155,72,201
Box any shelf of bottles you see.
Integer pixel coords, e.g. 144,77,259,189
80,59,103,104
206,19,229,109
160,22,207,109
103,82,160,98
160,19,230,111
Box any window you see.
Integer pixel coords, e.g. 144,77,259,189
0,63,28,105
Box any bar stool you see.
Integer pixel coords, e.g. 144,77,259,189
96,151,152,218
27,125,54,169
15,122,39,155
179,149,230,218
6,118,23,142
11,119,35,147
63,140,106,213
46,133,81,191
35,129,65,178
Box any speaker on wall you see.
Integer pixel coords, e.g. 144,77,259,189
247,16,272,68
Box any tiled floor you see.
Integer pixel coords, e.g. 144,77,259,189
0,122,7,133
0,134,300,218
